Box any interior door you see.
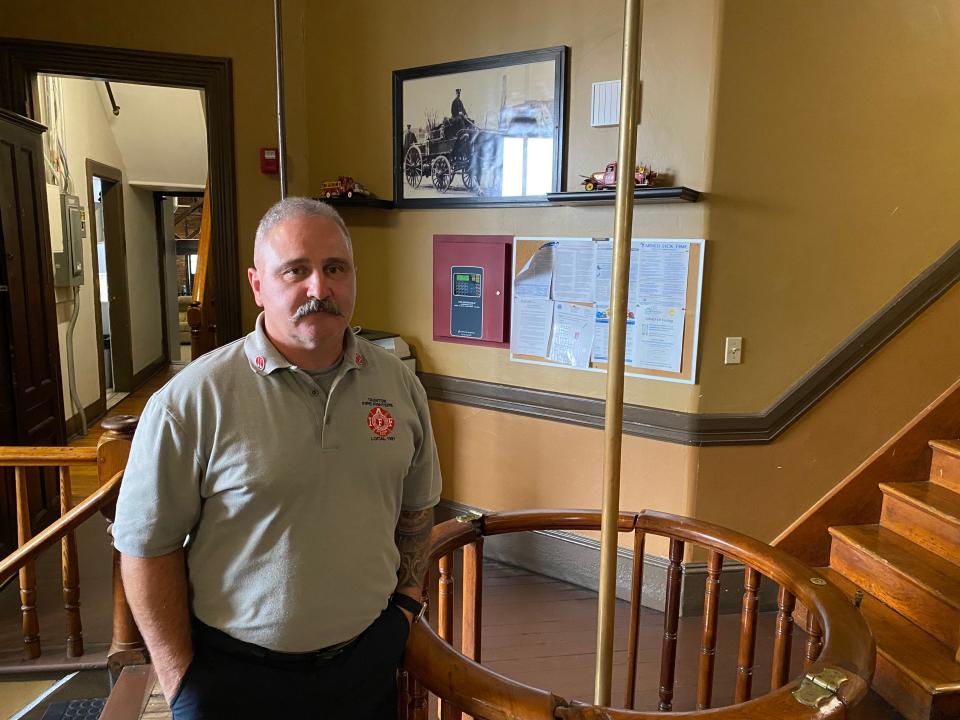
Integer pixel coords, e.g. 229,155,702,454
0,109,66,556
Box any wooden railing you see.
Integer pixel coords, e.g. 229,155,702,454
187,183,217,359
0,416,147,676
401,509,875,720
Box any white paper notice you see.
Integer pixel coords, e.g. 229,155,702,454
515,241,555,298
634,304,684,372
548,302,595,368
636,241,690,307
553,240,597,302
511,297,554,357
595,243,640,307
592,305,635,364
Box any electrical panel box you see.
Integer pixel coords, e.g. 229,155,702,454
433,235,512,347
53,193,85,287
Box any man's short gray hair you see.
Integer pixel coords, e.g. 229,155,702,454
254,197,352,258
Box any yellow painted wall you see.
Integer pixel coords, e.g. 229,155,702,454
697,0,960,413
307,0,718,415
6,0,960,554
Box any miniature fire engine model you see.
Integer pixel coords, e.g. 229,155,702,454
318,176,372,199
580,161,657,191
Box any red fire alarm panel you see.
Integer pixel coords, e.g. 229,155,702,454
433,235,512,347
260,147,279,174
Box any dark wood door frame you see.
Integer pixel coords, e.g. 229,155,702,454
0,37,241,345
86,159,134,393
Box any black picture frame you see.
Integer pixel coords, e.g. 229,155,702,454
393,46,568,209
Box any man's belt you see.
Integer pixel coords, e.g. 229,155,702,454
192,618,358,667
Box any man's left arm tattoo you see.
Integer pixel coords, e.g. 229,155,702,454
395,507,434,592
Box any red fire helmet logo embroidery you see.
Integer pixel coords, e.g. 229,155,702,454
254,356,266,371
367,406,394,437
355,353,365,367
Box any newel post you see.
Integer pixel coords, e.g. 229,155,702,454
97,415,148,680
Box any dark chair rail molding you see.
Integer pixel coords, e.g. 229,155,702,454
0,37,241,344
421,237,960,446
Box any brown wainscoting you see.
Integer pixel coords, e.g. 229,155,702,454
65,397,107,440
421,237,960,446
0,37,241,345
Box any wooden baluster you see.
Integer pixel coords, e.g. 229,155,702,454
623,530,645,710
657,538,683,712
438,553,455,720
771,585,796,690
396,668,410,720
15,466,41,659
60,466,83,657
97,416,147,679
804,613,823,669
407,573,430,720
735,567,761,703
696,550,723,709
408,673,428,720
461,538,483,720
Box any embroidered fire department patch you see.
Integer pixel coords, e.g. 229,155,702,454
254,356,266,371
355,353,365,367
367,406,394,437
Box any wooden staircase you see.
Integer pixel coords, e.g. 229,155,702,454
822,439,960,720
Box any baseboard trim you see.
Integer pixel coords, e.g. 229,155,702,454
437,500,779,615
130,356,166,390
65,398,106,440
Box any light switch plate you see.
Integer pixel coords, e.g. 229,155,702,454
725,337,743,365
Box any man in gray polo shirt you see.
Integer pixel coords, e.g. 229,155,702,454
113,197,441,719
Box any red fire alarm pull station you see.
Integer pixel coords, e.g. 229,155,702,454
433,235,513,347
260,147,279,174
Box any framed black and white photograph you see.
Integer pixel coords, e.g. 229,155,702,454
393,46,567,208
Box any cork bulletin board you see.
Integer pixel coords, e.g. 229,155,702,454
510,237,704,384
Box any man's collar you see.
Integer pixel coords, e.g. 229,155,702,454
244,313,366,376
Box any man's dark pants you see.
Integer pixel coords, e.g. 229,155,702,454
170,605,410,719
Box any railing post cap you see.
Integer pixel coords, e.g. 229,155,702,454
101,415,139,438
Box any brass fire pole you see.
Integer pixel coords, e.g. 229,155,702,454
594,0,643,706
273,0,288,199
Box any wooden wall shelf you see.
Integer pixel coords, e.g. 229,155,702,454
317,196,394,209
546,186,700,205
315,186,701,209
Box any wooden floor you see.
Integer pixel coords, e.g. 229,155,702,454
0,364,901,717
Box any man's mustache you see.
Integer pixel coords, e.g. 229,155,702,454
290,297,342,323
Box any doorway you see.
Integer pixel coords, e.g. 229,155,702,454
86,161,133,402
156,192,204,365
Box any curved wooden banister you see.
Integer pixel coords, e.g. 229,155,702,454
481,509,639,536
0,447,97,466
407,508,875,720
0,469,123,587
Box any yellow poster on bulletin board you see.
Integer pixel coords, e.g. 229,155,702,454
510,236,705,384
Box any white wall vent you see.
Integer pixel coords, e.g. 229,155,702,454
591,80,621,127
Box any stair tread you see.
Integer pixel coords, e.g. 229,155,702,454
819,566,960,693
828,524,960,609
881,481,960,524
929,439,960,458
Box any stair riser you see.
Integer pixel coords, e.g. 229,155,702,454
830,540,960,651
874,652,960,720
874,652,933,720
930,448,960,492
881,496,960,567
